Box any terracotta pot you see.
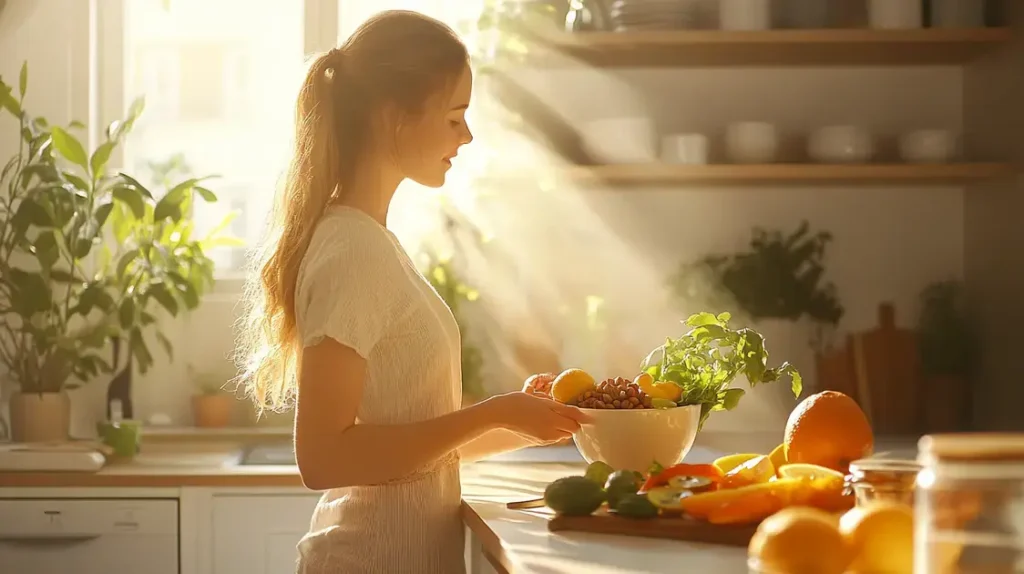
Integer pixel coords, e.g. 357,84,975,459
9,391,71,443
191,394,236,428
923,374,969,432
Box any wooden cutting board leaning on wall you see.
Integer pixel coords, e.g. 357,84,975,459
815,303,923,436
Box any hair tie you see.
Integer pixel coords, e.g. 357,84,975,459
324,47,345,82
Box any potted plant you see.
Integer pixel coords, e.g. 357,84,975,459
0,62,233,442
669,220,844,342
917,280,975,432
667,221,842,420
189,365,236,428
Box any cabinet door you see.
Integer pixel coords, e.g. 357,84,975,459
0,499,179,574
211,495,320,574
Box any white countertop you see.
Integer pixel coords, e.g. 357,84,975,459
461,437,919,574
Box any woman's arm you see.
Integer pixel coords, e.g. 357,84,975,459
458,428,542,463
294,337,586,490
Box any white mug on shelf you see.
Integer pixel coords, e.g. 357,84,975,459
868,0,923,29
929,0,986,28
719,0,771,31
725,122,778,164
661,133,709,165
900,129,958,163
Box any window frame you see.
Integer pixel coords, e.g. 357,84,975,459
94,0,340,295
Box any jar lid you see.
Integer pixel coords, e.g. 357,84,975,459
919,433,1024,463
849,458,921,474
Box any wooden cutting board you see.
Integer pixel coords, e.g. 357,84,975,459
547,511,758,547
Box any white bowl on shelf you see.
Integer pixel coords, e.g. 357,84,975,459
808,125,874,164
572,405,701,473
580,117,657,164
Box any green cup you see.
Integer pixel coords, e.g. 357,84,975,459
97,420,141,458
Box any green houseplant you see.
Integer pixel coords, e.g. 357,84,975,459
0,62,232,442
917,280,975,431
669,220,844,350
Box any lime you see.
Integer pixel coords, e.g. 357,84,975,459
614,493,659,519
651,398,677,409
544,476,605,516
584,461,615,486
605,470,642,507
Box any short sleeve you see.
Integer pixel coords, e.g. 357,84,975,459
296,217,408,359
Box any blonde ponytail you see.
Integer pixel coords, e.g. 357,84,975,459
236,51,341,412
235,10,469,413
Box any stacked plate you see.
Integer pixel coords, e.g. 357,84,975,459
607,0,701,31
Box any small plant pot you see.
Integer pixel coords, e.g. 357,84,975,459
191,394,236,428
9,391,71,443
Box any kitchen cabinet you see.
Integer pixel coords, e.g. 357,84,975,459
210,494,321,574
0,498,179,574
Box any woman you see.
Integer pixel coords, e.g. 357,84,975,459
236,10,590,574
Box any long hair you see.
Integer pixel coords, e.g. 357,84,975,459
236,10,469,412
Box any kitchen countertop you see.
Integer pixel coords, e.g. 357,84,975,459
0,434,919,573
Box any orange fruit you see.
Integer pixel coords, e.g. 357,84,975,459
839,502,914,574
784,391,873,473
748,507,851,574
550,368,596,403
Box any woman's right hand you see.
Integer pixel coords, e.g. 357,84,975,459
486,391,593,444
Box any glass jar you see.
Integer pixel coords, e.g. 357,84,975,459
915,433,1024,574
847,458,921,508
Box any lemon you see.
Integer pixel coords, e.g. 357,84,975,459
713,453,761,474
839,502,914,574
550,368,596,403
778,463,845,482
749,506,851,574
768,443,787,475
634,373,682,402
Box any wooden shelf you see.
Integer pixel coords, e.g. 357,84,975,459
557,163,1014,186
521,28,1011,68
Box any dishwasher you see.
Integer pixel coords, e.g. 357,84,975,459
0,498,179,574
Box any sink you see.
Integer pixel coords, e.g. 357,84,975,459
239,443,296,466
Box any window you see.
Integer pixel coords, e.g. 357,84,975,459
104,0,485,282
102,0,337,282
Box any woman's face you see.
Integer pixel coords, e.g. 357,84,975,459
395,64,474,188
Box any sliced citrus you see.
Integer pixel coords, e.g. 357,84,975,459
713,453,761,474
778,463,845,482
768,443,787,475
646,486,691,514
681,478,804,522
720,455,775,489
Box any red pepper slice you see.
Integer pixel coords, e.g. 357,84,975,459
639,463,724,493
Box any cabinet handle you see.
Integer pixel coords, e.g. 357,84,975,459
0,533,102,545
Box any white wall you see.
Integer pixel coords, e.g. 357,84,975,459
2,1,969,435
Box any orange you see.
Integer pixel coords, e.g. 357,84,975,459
748,507,851,574
681,479,803,523
550,368,596,403
779,464,855,513
839,502,914,574
784,391,873,473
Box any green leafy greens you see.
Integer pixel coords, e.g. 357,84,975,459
640,312,803,430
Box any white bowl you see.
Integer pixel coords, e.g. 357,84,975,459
572,405,701,473
808,125,874,164
581,117,657,164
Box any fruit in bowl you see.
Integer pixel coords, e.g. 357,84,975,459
538,312,803,474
